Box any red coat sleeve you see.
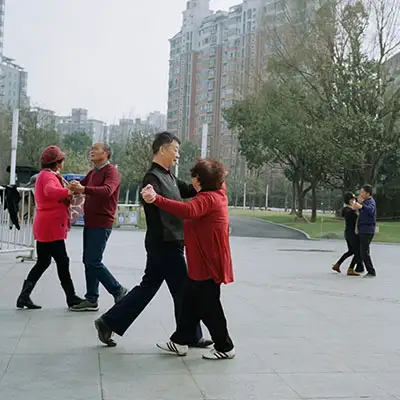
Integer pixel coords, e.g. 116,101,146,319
43,175,69,201
84,167,120,198
154,193,214,220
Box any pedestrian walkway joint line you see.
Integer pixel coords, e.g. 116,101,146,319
182,358,208,400
0,309,33,386
98,353,105,400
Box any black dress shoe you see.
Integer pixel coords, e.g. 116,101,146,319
94,318,115,346
189,338,214,348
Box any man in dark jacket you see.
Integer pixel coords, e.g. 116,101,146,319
353,184,377,277
94,132,212,348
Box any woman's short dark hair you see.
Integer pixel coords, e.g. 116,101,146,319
152,131,180,154
190,158,226,191
343,191,355,205
41,159,65,170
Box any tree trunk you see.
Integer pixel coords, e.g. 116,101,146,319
363,153,378,186
290,180,296,215
296,192,305,219
311,184,317,223
296,181,305,219
363,165,373,186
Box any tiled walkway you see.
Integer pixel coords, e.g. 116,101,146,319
0,229,399,400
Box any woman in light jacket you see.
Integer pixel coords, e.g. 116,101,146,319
16,146,83,309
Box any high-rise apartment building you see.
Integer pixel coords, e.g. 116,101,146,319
30,107,56,130
56,108,106,143
0,0,5,104
147,111,167,131
1,57,29,109
87,119,106,143
0,0,4,56
167,0,267,167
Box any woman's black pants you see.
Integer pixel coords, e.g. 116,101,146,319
170,279,234,353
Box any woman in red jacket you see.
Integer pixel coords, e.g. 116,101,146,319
16,146,83,310
141,158,235,360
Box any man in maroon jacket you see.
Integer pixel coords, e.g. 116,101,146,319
69,142,127,311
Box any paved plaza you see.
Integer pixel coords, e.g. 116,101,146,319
1,223,400,400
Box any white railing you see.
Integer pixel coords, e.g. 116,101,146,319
115,204,142,228
0,186,35,260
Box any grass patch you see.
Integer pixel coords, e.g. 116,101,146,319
228,208,400,243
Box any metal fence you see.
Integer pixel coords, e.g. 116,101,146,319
0,186,35,260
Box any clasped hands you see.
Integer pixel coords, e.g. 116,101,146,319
67,180,85,196
351,195,364,210
141,185,157,204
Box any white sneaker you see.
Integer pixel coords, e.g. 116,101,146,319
202,348,236,360
156,341,188,356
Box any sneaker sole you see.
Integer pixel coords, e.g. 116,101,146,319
69,307,99,312
156,343,187,356
202,354,235,360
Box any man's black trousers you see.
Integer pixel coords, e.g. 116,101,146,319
102,242,202,343
359,233,376,275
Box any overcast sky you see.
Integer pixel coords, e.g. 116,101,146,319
4,0,237,123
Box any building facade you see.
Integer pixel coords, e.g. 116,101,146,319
147,111,167,131
0,0,5,104
1,57,29,109
30,107,56,130
87,119,107,143
167,0,268,168
56,108,106,143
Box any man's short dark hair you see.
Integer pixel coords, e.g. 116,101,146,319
152,132,180,154
361,184,373,196
190,158,226,191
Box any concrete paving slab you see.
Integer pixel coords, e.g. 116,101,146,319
1,228,400,399
280,372,389,398
363,373,400,397
100,355,202,400
0,354,11,379
182,348,274,375
193,373,301,399
0,353,101,400
0,311,30,355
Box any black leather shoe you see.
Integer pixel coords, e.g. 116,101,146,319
94,318,115,346
16,280,42,310
189,338,214,348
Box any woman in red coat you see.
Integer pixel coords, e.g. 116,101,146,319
141,158,235,360
16,146,83,310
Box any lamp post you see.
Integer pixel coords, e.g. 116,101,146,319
10,109,19,185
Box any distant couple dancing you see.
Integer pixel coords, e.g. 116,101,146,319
332,185,377,278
